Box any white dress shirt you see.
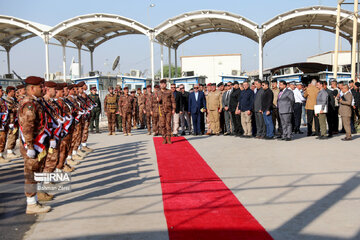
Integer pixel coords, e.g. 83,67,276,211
293,88,305,103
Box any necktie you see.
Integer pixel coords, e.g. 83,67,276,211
278,90,284,99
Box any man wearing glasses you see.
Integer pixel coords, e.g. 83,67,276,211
188,84,206,135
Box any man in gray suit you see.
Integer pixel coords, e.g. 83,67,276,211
339,85,353,141
254,79,265,138
277,80,295,141
222,84,232,135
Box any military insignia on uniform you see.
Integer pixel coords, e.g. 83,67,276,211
27,105,33,110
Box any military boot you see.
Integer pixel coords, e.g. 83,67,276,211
77,150,87,157
6,152,18,160
68,158,81,165
63,164,74,172
82,146,93,153
166,136,172,144
162,137,167,144
128,133,132,136
26,202,51,214
38,192,54,201
0,156,10,163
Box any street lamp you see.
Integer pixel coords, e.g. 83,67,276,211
147,3,156,26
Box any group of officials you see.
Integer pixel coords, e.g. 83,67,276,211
103,78,358,142
0,77,97,214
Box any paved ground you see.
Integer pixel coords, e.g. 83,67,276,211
0,127,359,240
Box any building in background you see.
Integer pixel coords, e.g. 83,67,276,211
307,51,358,72
181,54,242,84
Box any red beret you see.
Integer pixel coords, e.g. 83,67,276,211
123,87,129,90
90,87,97,91
68,84,74,90
25,76,44,86
160,79,167,84
137,88,141,91
16,84,25,90
6,86,15,92
146,85,152,89
154,85,160,89
207,83,211,87
77,81,85,87
55,83,64,90
45,81,57,88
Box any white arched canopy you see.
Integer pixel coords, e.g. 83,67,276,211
50,13,151,50
262,6,359,46
154,10,259,48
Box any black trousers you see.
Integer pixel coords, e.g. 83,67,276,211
293,103,302,132
334,107,339,133
220,110,225,133
230,111,243,135
306,109,320,135
272,107,282,135
200,112,205,134
326,107,337,136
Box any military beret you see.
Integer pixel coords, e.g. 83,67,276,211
25,76,44,86
143,87,146,90
123,87,129,90
77,81,86,87
211,83,216,86
16,84,25,90
206,83,211,87
55,83,65,90
137,88,141,91
146,85,152,89
154,85,160,89
67,84,74,90
6,86,15,92
44,81,57,88
355,82,360,88
217,82,224,87
90,86,97,91
160,79,167,84
233,81,239,85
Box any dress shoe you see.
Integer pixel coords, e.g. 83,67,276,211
341,137,352,141
26,202,51,214
319,136,328,140
265,136,274,140
181,132,186,136
285,138,292,141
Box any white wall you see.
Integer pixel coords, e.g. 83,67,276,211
181,54,241,84
307,52,354,67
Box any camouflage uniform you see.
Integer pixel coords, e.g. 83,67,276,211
118,94,136,134
0,98,9,153
138,93,146,128
144,93,153,134
158,89,176,138
80,93,92,143
104,93,118,134
151,91,160,135
132,95,138,128
4,96,19,151
19,96,48,197
115,91,122,132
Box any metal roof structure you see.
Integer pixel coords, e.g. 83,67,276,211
0,15,51,51
153,10,259,48
262,6,359,46
49,13,151,50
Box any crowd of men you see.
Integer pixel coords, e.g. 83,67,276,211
0,77,98,214
103,78,358,142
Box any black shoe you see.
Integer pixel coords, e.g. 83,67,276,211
265,136,274,140
173,134,178,137
327,134,333,138
181,132,186,136
96,131,100,133
311,133,316,136
285,138,292,141
341,137,352,141
319,136,328,140
297,131,304,134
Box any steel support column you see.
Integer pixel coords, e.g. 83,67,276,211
168,46,172,79
78,46,82,78
62,43,66,82
6,48,10,74
44,34,50,81
258,29,263,80
174,48,178,78
150,37,155,88
351,0,358,81
160,44,164,79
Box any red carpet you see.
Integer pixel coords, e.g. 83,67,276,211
154,137,273,240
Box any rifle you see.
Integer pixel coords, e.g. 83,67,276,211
36,99,58,124
12,71,26,85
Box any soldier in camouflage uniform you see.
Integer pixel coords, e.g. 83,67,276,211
158,79,176,144
144,85,153,135
4,86,19,159
0,86,9,163
152,85,160,136
104,86,118,135
131,90,138,129
89,87,101,133
138,88,146,129
115,86,123,132
79,82,93,153
118,87,135,136
18,76,51,214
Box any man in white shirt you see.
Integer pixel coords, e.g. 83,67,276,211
291,82,305,134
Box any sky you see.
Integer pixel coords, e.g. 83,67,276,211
0,0,355,78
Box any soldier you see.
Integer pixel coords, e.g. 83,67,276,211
18,76,51,214
115,86,123,132
79,82,93,153
158,79,176,144
152,85,160,136
131,89,138,129
118,87,135,136
54,83,74,173
5,86,19,159
144,85,153,135
104,86,118,135
16,84,26,101
207,83,223,135
89,87,101,133
0,86,10,163
138,88,146,129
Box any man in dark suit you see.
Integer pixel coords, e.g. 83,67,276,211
188,84,206,135
171,84,183,136
199,84,206,134
324,82,336,137
229,81,243,136
277,80,295,141
179,84,191,135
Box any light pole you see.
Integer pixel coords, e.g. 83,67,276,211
147,3,155,26
148,3,156,88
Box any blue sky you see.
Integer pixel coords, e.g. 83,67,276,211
0,0,354,77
